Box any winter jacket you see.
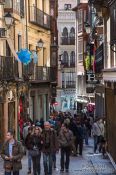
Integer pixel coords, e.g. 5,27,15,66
92,122,104,136
75,125,84,141
1,140,23,172
42,129,58,154
58,129,73,148
25,134,42,151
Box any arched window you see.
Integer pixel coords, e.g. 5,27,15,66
70,27,75,37
70,51,75,66
62,27,68,37
69,28,75,45
62,51,68,65
62,27,68,44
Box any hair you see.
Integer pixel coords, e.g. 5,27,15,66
64,123,69,129
7,129,15,136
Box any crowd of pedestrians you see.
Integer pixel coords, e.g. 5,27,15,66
1,110,106,175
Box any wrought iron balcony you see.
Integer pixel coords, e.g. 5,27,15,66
0,28,6,38
62,81,76,88
22,61,34,80
4,0,24,17
61,37,75,45
0,56,19,80
95,43,104,73
34,66,57,82
70,62,75,67
29,6,51,30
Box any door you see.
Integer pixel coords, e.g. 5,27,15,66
8,102,15,131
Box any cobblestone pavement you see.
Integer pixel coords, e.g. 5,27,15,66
0,139,116,175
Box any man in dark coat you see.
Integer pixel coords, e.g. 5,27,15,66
42,122,58,175
1,130,23,175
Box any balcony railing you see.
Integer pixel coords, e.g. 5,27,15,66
34,66,57,82
0,56,19,80
62,81,76,88
23,64,57,83
61,37,75,45
95,43,104,73
4,0,20,15
70,62,75,67
29,6,51,30
0,28,6,37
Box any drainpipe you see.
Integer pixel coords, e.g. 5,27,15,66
25,0,28,49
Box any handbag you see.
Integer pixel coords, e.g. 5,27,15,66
30,148,40,157
4,161,13,170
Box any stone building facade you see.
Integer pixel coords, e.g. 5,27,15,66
0,0,58,142
56,0,77,112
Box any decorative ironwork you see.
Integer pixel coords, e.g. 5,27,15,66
29,6,51,30
0,56,19,80
61,37,75,45
0,28,6,37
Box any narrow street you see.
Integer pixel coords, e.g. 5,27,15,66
0,139,116,175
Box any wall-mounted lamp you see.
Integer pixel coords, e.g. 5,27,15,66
4,12,14,29
111,41,116,53
84,22,91,34
37,39,44,50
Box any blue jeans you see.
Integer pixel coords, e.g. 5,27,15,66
32,153,41,175
94,135,98,153
43,153,52,175
5,171,19,175
28,150,32,170
85,131,89,145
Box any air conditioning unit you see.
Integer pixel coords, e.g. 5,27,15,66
0,28,6,38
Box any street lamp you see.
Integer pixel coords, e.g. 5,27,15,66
37,39,44,50
4,12,14,28
84,22,91,34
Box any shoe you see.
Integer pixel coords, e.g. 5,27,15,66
66,169,69,172
27,170,31,174
60,169,64,172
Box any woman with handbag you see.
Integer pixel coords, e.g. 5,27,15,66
29,126,43,175
1,130,23,175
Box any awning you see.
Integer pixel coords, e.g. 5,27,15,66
75,98,88,103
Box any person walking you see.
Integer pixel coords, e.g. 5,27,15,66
75,120,84,156
92,118,105,153
29,126,43,175
1,130,23,175
25,126,33,174
42,122,57,175
58,123,73,172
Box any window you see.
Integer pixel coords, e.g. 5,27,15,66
62,51,68,65
70,51,75,65
69,28,75,45
62,27,68,38
13,0,20,14
78,38,83,62
69,28,75,38
6,41,11,56
78,9,83,32
64,4,71,10
61,27,68,45
18,34,22,51
20,0,24,17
